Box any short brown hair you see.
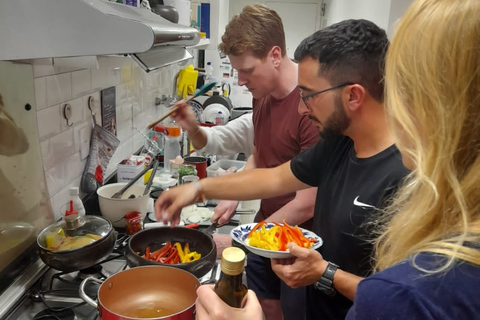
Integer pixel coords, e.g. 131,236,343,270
218,4,286,59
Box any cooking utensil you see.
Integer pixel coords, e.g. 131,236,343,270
204,220,219,236
97,183,151,228
37,215,117,272
143,159,158,196
147,82,216,129
111,163,152,199
79,266,199,320
126,226,216,278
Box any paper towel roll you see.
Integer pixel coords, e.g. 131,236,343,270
164,0,191,26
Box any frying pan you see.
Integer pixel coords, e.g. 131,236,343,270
126,226,216,278
37,215,117,272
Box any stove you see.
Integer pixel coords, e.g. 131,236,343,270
2,233,130,320
1,232,220,320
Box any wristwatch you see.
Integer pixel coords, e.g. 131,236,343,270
314,261,339,296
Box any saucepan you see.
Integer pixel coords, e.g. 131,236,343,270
79,265,199,320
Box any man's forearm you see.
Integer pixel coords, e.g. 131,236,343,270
265,187,316,225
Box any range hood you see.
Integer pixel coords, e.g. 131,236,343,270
0,0,200,72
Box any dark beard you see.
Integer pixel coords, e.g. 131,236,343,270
319,97,350,140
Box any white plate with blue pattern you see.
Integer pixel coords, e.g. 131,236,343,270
230,223,323,259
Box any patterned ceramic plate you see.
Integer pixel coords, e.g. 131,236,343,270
230,223,323,259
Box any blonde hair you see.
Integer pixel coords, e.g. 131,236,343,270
218,4,286,59
376,0,480,271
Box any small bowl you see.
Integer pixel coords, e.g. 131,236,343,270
230,223,323,259
97,183,150,228
126,227,216,278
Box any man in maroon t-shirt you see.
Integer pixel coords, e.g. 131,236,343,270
210,4,319,320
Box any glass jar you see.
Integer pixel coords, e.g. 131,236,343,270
125,211,143,235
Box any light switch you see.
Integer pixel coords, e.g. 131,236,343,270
79,126,90,160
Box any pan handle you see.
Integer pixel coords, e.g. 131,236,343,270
79,277,103,308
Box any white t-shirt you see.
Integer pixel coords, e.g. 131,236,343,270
195,113,254,157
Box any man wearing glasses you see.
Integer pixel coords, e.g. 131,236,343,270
156,19,409,320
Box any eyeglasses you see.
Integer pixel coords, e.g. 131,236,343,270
300,82,353,109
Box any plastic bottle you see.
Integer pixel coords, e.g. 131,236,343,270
163,124,182,172
214,247,248,308
68,187,86,216
205,62,213,83
215,111,224,125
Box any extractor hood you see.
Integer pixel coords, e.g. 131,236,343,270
0,0,200,72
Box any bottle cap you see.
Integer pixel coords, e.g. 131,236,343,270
220,247,245,276
69,187,79,196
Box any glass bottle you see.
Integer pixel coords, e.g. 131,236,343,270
214,247,248,308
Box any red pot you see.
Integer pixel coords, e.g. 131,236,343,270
79,266,199,320
183,156,207,179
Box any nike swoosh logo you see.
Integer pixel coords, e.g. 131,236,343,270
353,196,376,209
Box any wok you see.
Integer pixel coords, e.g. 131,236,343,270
126,226,216,278
37,215,117,272
79,266,199,320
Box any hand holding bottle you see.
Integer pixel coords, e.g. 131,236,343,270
196,285,263,320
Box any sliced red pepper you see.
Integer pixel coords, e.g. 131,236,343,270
247,221,267,238
163,247,178,264
151,242,171,260
172,254,179,264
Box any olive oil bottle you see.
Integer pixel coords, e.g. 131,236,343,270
214,247,248,308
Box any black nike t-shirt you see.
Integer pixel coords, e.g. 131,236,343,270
290,135,409,320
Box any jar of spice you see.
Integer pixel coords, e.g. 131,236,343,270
125,211,143,235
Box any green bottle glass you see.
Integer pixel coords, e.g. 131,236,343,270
214,247,248,308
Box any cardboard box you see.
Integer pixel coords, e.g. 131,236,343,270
117,156,146,185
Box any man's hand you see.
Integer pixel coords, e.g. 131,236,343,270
170,100,200,133
154,183,201,225
196,285,263,320
212,234,233,259
212,200,239,225
271,243,328,288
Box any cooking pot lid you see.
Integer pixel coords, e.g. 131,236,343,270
37,215,112,250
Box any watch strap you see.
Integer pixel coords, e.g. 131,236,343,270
314,262,338,296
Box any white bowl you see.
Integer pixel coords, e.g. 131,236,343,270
230,223,323,259
97,183,150,228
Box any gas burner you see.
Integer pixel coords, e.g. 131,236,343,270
33,307,75,320
76,265,104,281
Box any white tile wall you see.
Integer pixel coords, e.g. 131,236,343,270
33,61,184,218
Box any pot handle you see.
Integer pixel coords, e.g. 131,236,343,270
79,277,103,308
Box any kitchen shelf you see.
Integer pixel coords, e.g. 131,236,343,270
188,38,210,50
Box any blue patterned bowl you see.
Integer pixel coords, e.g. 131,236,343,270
230,223,323,259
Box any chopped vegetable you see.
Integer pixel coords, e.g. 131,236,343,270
247,220,317,251
138,242,201,264
45,227,102,251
